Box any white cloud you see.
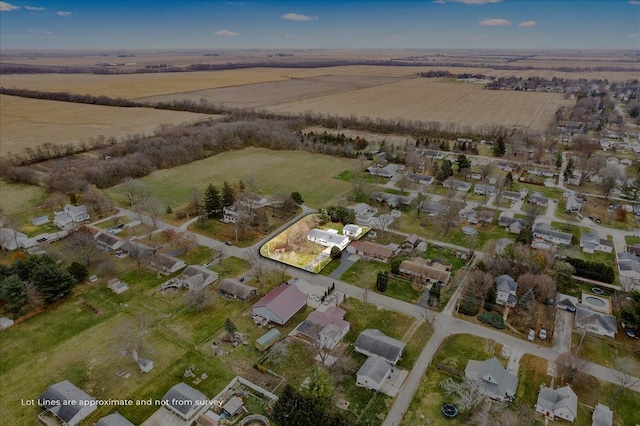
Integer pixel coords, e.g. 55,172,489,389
25,5,44,11
281,12,318,22
479,18,511,26
518,20,537,27
0,2,20,11
225,1,244,4
629,1,640,5
215,29,239,37
56,11,72,16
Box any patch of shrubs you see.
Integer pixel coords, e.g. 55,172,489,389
478,311,506,329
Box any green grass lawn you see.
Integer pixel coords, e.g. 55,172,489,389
570,374,640,426
342,298,413,345
401,334,503,426
334,169,387,184
0,179,51,231
625,235,640,245
209,255,251,278
574,332,640,376
340,259,388,287
515,354,550,403
384,276,422,304
106,147,359,209
319,258,342,276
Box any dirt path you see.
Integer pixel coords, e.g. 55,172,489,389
402,319,421,342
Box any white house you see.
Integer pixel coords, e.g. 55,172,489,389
532,223,572,246
575,305,617,338
292,306,351,350
222,204,239,223
356,356,392,391
495,275,518,307
54,205,90,228
307,228,350,251
38,381,97,426
0,228,28,251
343,224,363,238
580,232,613,254
536,385,578,423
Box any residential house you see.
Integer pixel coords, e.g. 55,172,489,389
533,223,572,246
495,275,518,307
498,213,527,235
252,283,307,325
218,278,257,302
353,240,396,263
354,329,406,365
460,209,494,224
343,224,363,238
162,265,219,291
96,412,135,426
238,194,268,210
95,232,124,251
0,228,28,251
307,229,350,251
356,356,392,391
556,293,579,313
418,149,446,160
402,234,419,250
442,179,472,192
38,381,97,426
617,252,640,280
371,191,413,208
464,357,519,401
409,174,434,186
366,163,404,177
626,244,640,256
528,192,549,206
500,190,522,201
580,232,613,254
54,205,89,228
536,385,578,423
149,253,186,275
31,215,49,226
291,306,351,350
592,403,613,426
348,203,378,224
399,257,451,285
161,383,208,421
255,329,282,352
575,305,617,338
420,201,449,217
474,184,498,196
565,194,584,213
222,204,239,224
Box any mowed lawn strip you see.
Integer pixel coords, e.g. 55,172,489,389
107,147,358,209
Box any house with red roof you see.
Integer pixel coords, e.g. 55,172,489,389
252,283,307,325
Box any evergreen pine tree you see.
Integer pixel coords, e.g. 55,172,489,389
204,184,223,219
221,181,235,208
0,274,28,317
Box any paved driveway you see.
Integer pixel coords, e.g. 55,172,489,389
553,309,573,353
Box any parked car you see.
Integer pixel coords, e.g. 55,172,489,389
225,241,233,246
539,329,547,340
528,329,535,341
624,328,638,339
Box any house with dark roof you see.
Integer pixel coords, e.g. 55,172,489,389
353,240,396,263
442,179,472,192
218,278,257,302
556,293,579,313
402,234,419,250
161,383,208,421
533,223,572,246
149,253,186,275
95,232,124,251
575,305,617,338
592,403,613,426
355,329,406,365
536,385,578,422
38,380,97,426
498,213,527,234
580,232,613,254
420,201,449,217
500,190,522,201
409,174,434,186
474,184,498,196
528,192,549,206
348,203,378,224
495,275,518,307
617,252,640,280
291,306,350,350
399,257,451,285
160,265,218,291
465,357,519,401
357,356,392,391
252,283,307,325
96,411,135,426
565,194,584,213
366,163,404,177
370,191,414,208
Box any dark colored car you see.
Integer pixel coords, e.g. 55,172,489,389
225,241,233,246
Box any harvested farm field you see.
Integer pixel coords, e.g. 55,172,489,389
0,95,210,155
268,78,574,131
135,74,407,107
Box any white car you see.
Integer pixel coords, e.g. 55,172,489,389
528,329,535,341
539,329,547,340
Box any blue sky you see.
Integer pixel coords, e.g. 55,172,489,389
1,0,639,50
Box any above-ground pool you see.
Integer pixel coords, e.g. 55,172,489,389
581,292,612,314
584,296,606,307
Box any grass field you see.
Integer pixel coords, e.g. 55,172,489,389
0,180,48,220
107,147,359,209
268,79,574,131
0,95,210,155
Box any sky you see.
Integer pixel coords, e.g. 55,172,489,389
0,0,639,50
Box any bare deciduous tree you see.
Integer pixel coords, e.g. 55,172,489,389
440,377,486,418
613,357,640,395
184,288,213,312
114,313,154,362
122,178,152,210
66,227,102,266
174,231,198,256
556,352,588,387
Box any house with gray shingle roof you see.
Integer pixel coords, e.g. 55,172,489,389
442,179,472,192
219,278,257,302
357,356,392,391
617,252,640,280
38,380,97,426
592,403,613,426
575,305,617,338
495,275,518,307
354,329,406,365
533,223,572,246
465,357,518,401
536,385,578,423
96,411,135,426
556,293,579,313
161,383,208,421
580,232,613,254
